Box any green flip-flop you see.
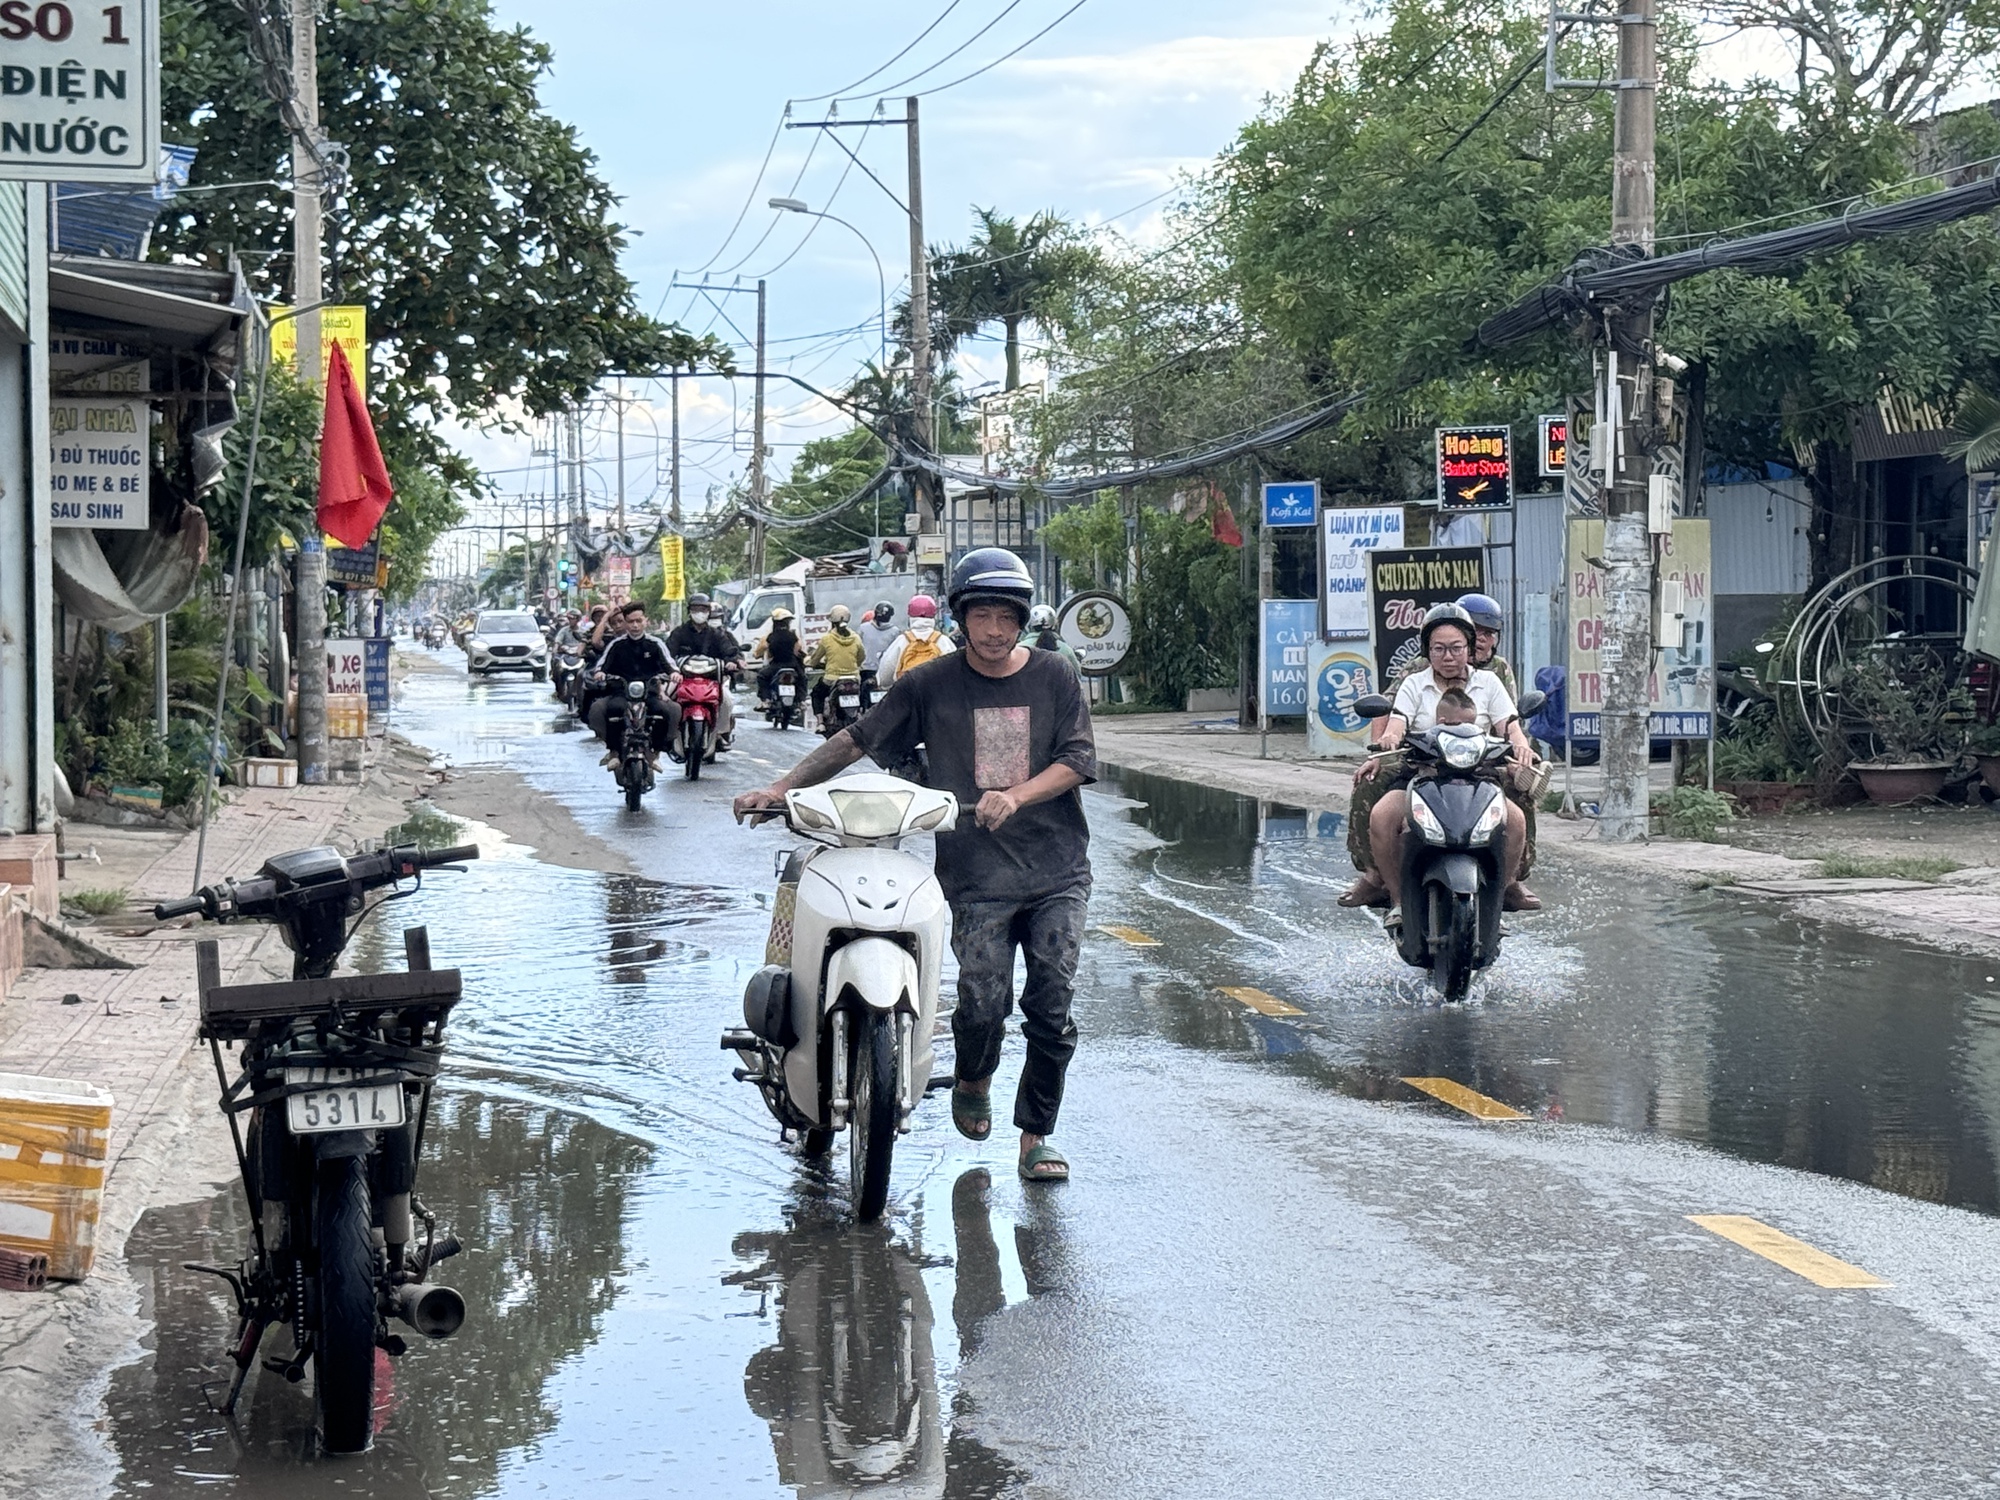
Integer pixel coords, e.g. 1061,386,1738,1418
1019,1143,1069,1183
951,1086,992,1142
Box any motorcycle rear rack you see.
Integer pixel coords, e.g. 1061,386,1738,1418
194,934,462,1042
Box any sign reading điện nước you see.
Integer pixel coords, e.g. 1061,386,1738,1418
50,395,147,529
0,0,161,182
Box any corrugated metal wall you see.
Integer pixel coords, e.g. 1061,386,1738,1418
1707,478,1811,595
0,183,27,337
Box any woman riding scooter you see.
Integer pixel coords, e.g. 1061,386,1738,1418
1343,604,1539,914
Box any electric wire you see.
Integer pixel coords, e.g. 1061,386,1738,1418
687,110,789,273
838,0,1028,102
914,0,1092,96
792,0,968,103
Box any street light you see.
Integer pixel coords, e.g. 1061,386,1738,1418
769,196,889,371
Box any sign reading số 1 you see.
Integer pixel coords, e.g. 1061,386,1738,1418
0,0,161,182
50,395,147,529
1435,425,1513,511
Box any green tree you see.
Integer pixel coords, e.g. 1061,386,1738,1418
930,209,1100,390
156,0,730,580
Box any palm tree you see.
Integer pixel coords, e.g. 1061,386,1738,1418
928,209,1098,390
1946,385,2000,470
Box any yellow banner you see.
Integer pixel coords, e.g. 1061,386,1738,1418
268,305,367,397
659,534,685,602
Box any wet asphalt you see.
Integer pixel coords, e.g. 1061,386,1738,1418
99,648,2000,1496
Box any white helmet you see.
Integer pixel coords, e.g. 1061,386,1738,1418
1028,604,1057,631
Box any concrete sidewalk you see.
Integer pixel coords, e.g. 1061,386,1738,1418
0,743,429,1500
1092,712,2000,960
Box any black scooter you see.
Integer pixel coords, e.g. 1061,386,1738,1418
154,840,479,1453
1354,690,1544,1002
603,673,665,810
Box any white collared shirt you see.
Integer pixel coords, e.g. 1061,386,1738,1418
1392,667,1517,734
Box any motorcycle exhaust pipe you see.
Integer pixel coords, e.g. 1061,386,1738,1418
391,1282,466,1339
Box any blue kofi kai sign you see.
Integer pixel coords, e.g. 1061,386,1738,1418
1262,480,1319,528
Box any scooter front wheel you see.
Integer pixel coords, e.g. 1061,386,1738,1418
684,719,706,780
624,775,643,811
1433,888,1478,1003
849,1010,898,1221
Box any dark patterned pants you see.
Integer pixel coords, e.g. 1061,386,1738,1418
950,885,1089,1136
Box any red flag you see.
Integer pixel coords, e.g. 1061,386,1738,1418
1210,489,1243,547
316,340,395,549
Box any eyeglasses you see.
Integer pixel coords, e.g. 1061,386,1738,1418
1429,642,1469,656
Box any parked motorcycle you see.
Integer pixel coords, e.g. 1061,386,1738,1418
1354,689,1545,1002
153,840,479,1454
672,654,726,780
724,774,958,1220
764,666,801,731
819,673,866,739
602,673,665,810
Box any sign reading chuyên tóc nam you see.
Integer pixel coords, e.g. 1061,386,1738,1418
1366,548,1485,687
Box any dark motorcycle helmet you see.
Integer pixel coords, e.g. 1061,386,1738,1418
1454,592,1504,633
688,593,712,613
947,547,1035,626
872,600,894,624
1419,602,1477,657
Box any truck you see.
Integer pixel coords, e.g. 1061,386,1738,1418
727,556,927,650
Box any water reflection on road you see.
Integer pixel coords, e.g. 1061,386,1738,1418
98,661,2000,1498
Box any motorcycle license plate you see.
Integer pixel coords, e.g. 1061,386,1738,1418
779,686,795,701
285,1067,406,1133
839,694,860,708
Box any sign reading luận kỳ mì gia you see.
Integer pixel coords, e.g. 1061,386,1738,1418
49,395,146,529
0,0,161,182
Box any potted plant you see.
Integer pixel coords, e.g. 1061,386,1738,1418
1841,653,1968,805
1968,721,2000,800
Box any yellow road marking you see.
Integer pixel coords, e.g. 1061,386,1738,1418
1400,1076,1527,1120
1095,924,1161,947
1218,985,1303,1017
1687,1215,1890,1288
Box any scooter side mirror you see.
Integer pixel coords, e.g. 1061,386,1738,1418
1515,689,1547,718
1353,694,1393,720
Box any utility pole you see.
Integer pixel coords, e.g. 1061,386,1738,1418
670,374,682,529
750,277,768,579
1596,0,1659,842
291,0,328,786
905,96,935,538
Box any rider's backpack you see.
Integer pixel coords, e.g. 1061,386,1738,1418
899,629,943,672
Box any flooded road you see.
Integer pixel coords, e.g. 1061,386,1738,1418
101,651,2000,1496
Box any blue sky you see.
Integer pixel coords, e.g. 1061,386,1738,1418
452,0,1348,542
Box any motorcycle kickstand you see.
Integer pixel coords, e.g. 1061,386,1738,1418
217,1316,268,1415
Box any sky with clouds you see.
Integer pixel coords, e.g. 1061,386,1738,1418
445,0,1349,554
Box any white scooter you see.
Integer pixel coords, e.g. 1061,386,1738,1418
724,773,957,1221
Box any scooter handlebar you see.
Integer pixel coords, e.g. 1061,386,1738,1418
152,892,208,920
420,843,480,867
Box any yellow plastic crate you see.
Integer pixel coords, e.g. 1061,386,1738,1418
0,1072,112,1281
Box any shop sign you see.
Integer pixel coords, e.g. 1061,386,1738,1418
1566,517,1713,739
49,394,146,529
1305,641,1377,753
1539,415,1567,477
1056,590,1132,676
1320,504,1404,639
1435,425,1513,511
0,0,161,182
1260,598,1316,716
1366,547,1484,685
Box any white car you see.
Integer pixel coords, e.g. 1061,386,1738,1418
464,610,549,680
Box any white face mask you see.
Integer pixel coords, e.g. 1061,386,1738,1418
690,610,709,625
910,622,935,636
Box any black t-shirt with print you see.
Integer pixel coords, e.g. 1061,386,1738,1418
853,648,1095,903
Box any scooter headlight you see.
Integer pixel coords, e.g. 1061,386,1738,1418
626,679,647,700
1440,734,1483,771
1468,793,1507,847
1410,795,1447,845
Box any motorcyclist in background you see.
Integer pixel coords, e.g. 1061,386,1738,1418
1021,604,1081,678
806,604,868,722
553,609,587,650
875,594,955,687
663,593,743,747
588,602,677,768
857,600,901,701
751,606,805,705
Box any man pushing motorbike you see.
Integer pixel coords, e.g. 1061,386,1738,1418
734,548,1094,1184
